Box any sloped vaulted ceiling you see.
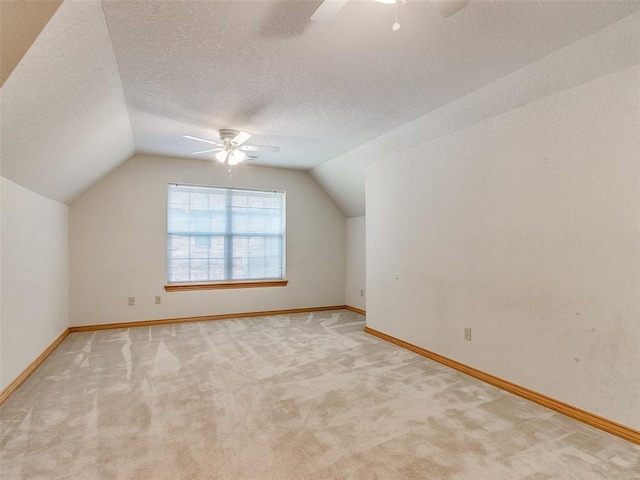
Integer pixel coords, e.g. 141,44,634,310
313,11,640,217
1,1,639,208
0,0,134,204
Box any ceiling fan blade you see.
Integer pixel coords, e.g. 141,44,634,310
431,0,469,17
231,130,252,146
183,135,221,146
310,0,349,21
240,145,280,153
191,148,222,155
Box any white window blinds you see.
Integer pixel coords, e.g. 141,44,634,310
167,184,285,283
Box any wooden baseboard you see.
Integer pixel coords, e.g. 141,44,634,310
345,305,366,316
364,326,640,445
0,328,70,406
69,305,349,332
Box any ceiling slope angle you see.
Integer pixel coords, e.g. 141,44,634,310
311,8,640,218
0,0,134,204
101,0,640,177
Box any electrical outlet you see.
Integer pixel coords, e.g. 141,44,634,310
464,327,472,341
155,296,162,305
128,297,135,307
360,289,364,297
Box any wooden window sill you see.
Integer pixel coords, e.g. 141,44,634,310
165,280,288,292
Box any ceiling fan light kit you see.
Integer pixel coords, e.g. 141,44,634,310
214,150,227,163
229,149,247,165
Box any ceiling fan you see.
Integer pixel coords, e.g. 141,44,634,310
311,0,469,22
183,129,280,166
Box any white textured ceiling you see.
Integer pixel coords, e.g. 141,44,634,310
1,0,639,206
1,0,134,203
102,0,640,170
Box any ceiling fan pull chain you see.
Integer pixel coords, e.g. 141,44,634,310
393,0,400,31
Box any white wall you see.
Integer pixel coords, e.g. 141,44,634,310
367,65,640,430
1,177,69,390
0,178,3,390
69,155,346,326
345,216,366,311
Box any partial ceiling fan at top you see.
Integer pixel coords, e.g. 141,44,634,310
183,129,280,166
311,0,469,22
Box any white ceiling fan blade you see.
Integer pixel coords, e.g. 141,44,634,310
311,0,349,21
240,145,280,153
431,0,469,17
231,130,252,146
191,148,222,155
182,135,221,146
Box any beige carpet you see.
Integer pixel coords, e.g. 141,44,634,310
1,310,638,479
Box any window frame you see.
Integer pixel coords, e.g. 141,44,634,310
165,183,287,291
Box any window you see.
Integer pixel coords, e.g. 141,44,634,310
167,184,285,285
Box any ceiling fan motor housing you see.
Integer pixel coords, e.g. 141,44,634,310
219,129,241,144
